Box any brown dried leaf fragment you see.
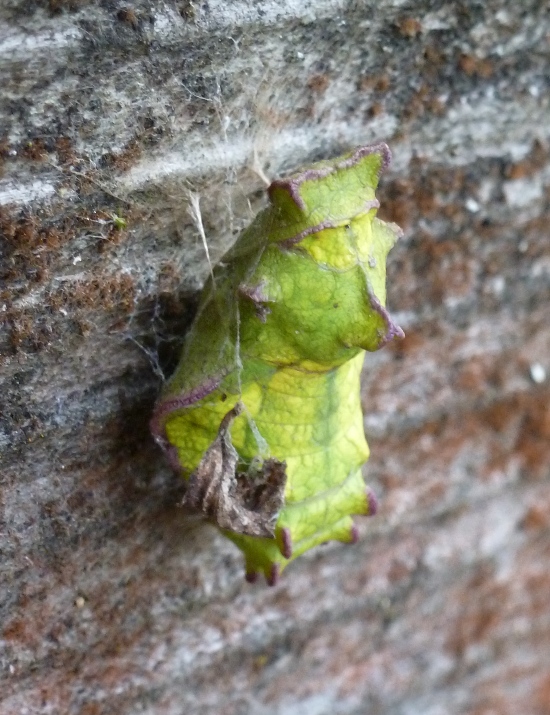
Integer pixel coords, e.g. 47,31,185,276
182,404,287,538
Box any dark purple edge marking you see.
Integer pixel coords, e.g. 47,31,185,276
368,287,405,348
266,562,280,587
245,571,259,584
268,142,391,212
149,376,223,454
278,199,380,249
366,487,379,516
280,527,293,559
349,523,360,544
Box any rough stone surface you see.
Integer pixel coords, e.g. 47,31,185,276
1,1,549,714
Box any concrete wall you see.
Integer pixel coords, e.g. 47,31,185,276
1,1,549,713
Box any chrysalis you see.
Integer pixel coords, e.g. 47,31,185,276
151,143,403,584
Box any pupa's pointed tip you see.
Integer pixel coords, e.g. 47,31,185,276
280,527,293,559
266,563,280,587
366,487,379,516
349,523,360,544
